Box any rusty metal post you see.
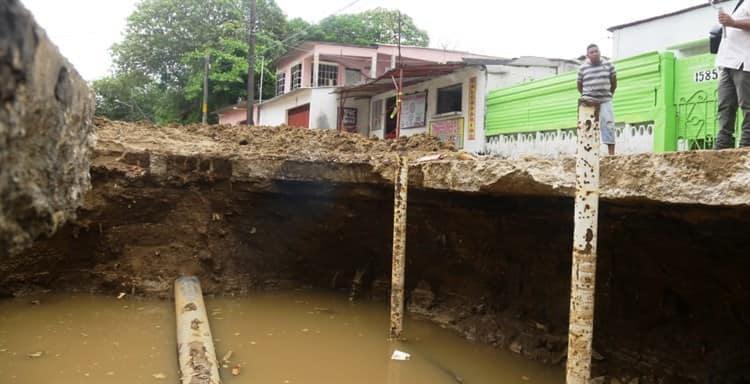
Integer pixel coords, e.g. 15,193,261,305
175,276,222,384
389,156,408,340
566,98,601,384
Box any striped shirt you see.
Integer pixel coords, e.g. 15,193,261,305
577,59,617,102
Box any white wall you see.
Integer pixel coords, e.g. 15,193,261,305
309,88,338,129
258,89,312,126
611,1,739,59
485,65,560,92
361,64,564,153
368,67,488,152
355,98,371,136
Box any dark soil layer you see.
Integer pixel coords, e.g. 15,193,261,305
3,165,749,383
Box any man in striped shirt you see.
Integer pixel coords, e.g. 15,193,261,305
577,44,618,156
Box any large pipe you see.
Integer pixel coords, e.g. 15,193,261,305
389,156,409,340
175,276,222,384
565,98,601,384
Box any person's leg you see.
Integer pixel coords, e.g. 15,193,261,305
715,68,738,149
735,68,750,147
599,101,615,155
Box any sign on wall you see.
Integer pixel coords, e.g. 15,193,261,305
430,118,464,149
401,92,427,129
468,77,477,140
340,107,357,132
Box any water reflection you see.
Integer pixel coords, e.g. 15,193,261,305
0,290,563,383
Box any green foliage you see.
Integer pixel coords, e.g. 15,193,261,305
96,0,429,124
313,8,429,47
91,73,159,122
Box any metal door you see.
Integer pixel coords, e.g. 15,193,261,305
287,104,310,128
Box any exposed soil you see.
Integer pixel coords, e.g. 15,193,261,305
95,117,462,163
2,120,750,384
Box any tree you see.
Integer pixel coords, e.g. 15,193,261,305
103,0,286,124
92,72,159,122
95,1,430,123
314,8,429,47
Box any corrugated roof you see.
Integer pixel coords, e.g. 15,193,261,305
335,63,470,97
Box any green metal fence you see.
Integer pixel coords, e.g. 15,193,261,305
485,50,741,153
674,53,719,150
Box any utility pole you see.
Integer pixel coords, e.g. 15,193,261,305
246,0,257,126
202,52,209,124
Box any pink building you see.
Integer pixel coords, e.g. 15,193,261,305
214,101,247,125
217,41,500,128
215,41,578,154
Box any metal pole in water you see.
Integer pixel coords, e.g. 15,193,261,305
175,276,222,384
389,155,408,340
565,98,601,384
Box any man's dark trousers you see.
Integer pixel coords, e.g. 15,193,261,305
716,66,750,149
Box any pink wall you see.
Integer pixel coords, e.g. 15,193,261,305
218,108,247,125
273,42,502,92
377,45,498,63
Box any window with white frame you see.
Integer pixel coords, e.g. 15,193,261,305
291,63,302,90
317,63,338,87
276,72,286,96
436,84,463,114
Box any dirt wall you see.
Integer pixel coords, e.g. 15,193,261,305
3,166,749,383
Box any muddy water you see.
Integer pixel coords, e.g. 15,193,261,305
0,290,563,383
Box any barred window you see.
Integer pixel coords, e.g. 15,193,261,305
291,63,302,90
317,63,338,87
276,72,286,96
437,84,462,114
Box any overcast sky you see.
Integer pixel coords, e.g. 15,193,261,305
21,0,708,81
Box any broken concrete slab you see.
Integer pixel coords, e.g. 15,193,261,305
93,118,750,207
0,0,95,257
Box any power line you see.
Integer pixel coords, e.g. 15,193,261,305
256,0,367,57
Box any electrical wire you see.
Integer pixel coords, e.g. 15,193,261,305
256,0,368,57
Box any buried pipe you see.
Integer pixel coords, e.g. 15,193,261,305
175,276,222,384
389,156,409,340
565,98,601,384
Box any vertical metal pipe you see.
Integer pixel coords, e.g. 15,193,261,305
202,52,209,124
566,99,601,384
395,68,404,138
246,0,257,126
389,155,408,340
258,55,264,125
175,276,221,384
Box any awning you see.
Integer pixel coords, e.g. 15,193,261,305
335,63,469,98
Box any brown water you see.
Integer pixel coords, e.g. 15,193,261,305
0,290,563,383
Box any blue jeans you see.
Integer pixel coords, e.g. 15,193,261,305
599,101,615,145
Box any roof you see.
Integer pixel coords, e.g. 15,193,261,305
273,41,378,64
335,63,471,98
213,101,248,115
273,40,504,65
608,1,734,31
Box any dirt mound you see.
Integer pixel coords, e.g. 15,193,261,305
94,118,460,162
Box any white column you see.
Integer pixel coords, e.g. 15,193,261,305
391,55,396,69
313,50,320,88
371,54,378,78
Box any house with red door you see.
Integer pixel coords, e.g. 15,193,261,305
216,41,579,153
217,41,500,127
